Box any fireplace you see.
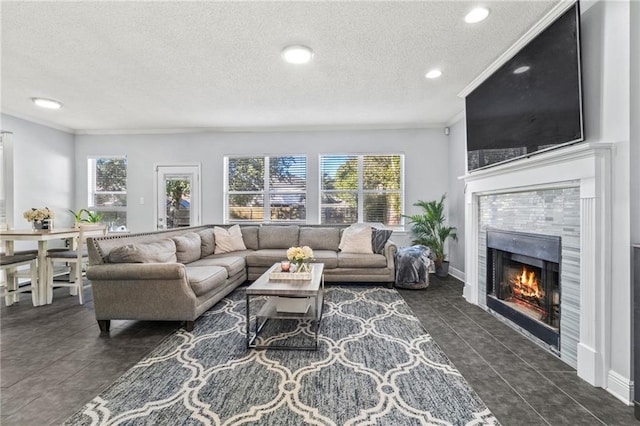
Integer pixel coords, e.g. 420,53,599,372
486,229,561,349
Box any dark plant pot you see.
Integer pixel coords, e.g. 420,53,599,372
435,261,450,278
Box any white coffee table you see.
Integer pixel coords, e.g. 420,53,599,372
245,263,324,350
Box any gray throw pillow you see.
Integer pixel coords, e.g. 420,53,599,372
371,228,393,254
198,229,215,257
173,232,202,264
108,239,177,264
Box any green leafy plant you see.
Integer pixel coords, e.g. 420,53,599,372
69,208,104,224
403,194,457,268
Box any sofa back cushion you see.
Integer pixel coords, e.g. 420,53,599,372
172,232,202,264
299,227,341,251
259,225,299,249
214,225,247,253
108,239,177,264
241,226,259,250
197,229,216,257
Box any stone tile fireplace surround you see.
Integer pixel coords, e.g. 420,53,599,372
462,142,631,404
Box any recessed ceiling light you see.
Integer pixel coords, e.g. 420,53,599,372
425,69,442,79
513,65,531,74
32,97,63,109
465,7,490,24
281,45,314,64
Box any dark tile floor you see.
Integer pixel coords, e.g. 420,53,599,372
1,277,637,425
398,275,638,426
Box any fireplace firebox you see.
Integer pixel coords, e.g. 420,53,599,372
486,229,561,348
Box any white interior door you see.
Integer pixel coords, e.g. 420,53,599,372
156,165,201,230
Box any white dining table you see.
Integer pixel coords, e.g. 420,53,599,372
1,227,79,306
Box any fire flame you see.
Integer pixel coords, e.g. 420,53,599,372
510,266,544,299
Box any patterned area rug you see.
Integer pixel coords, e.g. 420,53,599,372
64,287,499,425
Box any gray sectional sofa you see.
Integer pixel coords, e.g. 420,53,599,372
87,224,397,332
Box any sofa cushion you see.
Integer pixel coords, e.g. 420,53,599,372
172,232,202,264
299,227,340,251
259,225,299,249
184,266,228,297
309,250,338,269
246,249,288,267
371,228,393,254
337,252,387,268
108,239,177,264
241,226,259,250
189,256,246,277
214,225,247,253
339,225,373,254
198,229,216,257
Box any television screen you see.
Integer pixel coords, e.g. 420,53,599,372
465,2,583,172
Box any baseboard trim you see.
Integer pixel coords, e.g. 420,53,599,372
449,266,465,282
606,370,633,406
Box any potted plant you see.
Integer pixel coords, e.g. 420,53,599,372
69,209,104,229
403,194,458,278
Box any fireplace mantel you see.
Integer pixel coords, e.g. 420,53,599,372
460,142,625,400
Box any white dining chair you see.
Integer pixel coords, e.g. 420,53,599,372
1,253,39,306
46,224,107,304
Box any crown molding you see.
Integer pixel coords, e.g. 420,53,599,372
458,0,578,99
1,110,74,134
74,122,447,136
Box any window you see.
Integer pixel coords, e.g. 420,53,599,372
225,155,307,222
320,154,403,227
88,156,127,228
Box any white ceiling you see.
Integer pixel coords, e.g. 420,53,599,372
1,1,561,134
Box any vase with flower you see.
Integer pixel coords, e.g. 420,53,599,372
286,245,314,273
23,207,55,230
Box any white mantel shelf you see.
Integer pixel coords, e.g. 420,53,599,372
459,142,632,404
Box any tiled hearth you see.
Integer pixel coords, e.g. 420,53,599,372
462,142,633,404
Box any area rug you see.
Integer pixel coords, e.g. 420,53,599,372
64,287,499,425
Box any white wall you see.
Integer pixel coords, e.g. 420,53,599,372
1,114,75,237
630,0,640,247
74,128,448,237
447,119,466,277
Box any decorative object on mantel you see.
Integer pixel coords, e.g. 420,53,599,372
286,245,314,274
23,207,55,230
69,208,104,227
403,193,457,278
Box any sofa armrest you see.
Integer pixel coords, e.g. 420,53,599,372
87,263,186,281
383,240,398,270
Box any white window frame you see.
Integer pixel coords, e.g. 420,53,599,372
319,153,405,228
87,155,127,221
224,155,308,224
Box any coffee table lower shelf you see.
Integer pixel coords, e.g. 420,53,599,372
246,293,324,351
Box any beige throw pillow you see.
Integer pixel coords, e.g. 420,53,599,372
339,225,373,254
214,225,247,253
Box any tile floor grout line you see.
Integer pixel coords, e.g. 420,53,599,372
450,302,609,426
426,305,553,426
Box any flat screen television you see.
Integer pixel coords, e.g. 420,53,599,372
465,2,584,172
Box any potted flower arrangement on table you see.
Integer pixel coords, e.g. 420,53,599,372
286,246,314,273
23,207,55,230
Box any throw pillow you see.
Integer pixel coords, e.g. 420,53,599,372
108,239,177,264
214,225,247,253
371,228,393,254
172,232,202,264
339,224,373,254
198,229,215,257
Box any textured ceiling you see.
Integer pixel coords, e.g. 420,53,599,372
1,1,560,133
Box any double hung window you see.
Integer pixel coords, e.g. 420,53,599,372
320,154,403,227
88,156,127,228
225,155,307,222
